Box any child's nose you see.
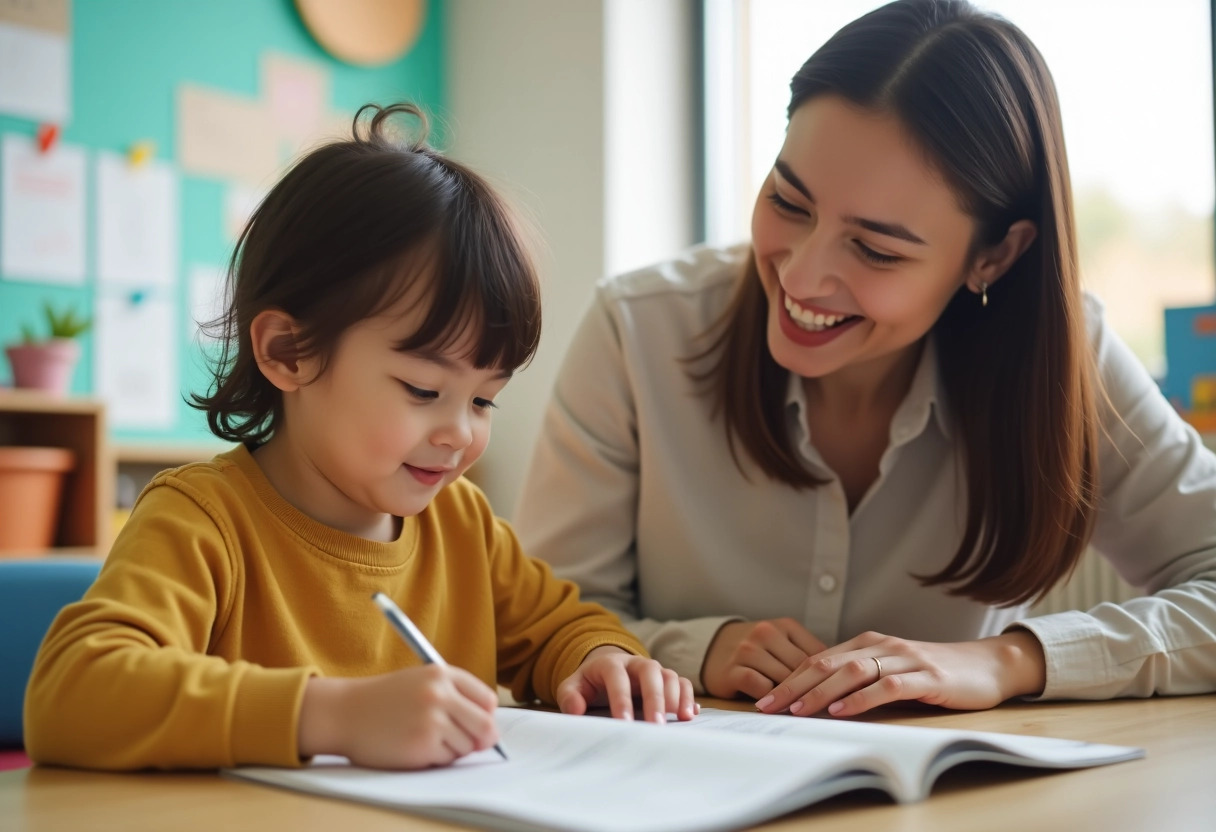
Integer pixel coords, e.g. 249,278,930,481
432,409,473,449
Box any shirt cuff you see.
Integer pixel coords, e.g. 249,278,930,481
640,615,743,695
1006,611,1111,700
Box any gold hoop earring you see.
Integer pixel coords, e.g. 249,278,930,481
979,281,988,307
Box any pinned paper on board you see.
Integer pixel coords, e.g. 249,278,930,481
0,133,86,284
0,0,71,123
178,84,281,185
263,53,329,146
177,53,352,188
224,183,265,241
95,294,178,429
96,150,179,287
188,264,228,344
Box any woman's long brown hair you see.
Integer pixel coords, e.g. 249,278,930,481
693,0,1098,606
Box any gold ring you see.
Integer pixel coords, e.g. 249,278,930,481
873,656,883,679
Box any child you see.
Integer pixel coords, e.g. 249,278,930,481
24,102,696,772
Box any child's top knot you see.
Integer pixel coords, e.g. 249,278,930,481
352,101,431,152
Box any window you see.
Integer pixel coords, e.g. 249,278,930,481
704,0,1216,375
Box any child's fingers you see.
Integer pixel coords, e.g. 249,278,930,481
661,668,682,719
445,690,500,753
447,670,501,752
679,676,697,720
439,714,480,759
450,667,500,712
632,660,667,724
555,675,591,715
600,663,636,720
556,688,588,715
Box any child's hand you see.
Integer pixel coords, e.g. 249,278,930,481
555,646,697,724
298,664,500,769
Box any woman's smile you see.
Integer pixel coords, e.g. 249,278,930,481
777,291,865,347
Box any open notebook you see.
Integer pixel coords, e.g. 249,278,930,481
224,707,1142,832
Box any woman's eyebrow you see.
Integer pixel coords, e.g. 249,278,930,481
774,158,927,245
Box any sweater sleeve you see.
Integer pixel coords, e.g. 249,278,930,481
471,489,646,704
23,481,313,770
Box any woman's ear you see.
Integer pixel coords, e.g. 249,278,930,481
968,219,1037,292
250,309,310,392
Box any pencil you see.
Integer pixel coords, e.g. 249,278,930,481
371,592,509,761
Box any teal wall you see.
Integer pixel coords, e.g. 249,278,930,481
0,0,445,443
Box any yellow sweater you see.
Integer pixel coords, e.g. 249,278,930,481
25,446,645,770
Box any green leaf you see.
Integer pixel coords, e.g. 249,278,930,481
39,302,92,339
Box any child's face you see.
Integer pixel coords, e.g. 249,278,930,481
280,291,510,533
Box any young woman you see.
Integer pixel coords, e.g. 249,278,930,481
515,0,1216,717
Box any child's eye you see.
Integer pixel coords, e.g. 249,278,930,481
473,398,498,410
855,241,902,266
402,382,438,401
766,191,808,216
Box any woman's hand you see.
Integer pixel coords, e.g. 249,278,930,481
755,630,1047,717
556,646,697,723
298,665,500,769
701,618,827,700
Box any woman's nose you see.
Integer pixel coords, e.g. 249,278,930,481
780,229,841,300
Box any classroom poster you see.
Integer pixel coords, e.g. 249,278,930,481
224,183,265,240
263,53,328,148
178,84,280,185
0,0,71,123
188,264,227,344
0,133,86,283
96,151,179,287
94,294,177,429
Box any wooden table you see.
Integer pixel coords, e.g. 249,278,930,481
2,695,1213,831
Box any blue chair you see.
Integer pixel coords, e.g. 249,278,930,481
0,559,102,756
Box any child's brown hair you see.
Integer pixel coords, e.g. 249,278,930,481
192,102,541,444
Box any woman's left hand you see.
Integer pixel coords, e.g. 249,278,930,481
556,645,698,723
754,630,1047,717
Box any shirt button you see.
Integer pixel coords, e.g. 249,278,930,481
818,574,837,593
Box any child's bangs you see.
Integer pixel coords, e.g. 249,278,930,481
390,188,541,371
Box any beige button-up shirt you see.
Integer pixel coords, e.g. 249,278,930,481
515,245,1216,698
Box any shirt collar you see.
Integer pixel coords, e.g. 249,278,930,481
784,334,953,445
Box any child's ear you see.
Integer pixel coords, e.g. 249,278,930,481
250,309,310,392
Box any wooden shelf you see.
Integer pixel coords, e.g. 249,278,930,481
0,388,106,415
114,441,228,466
0,546,104,560
0,391,110,559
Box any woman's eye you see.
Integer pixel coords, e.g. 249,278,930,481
766,191,808,216
473,398,498,411
402,382,438,401
855,241,901,266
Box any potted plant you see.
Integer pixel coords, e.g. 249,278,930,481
4,303,92,397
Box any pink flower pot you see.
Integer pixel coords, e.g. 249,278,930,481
0,446,75,553
4,339,81,397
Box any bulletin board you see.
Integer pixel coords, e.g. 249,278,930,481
0,0,445,444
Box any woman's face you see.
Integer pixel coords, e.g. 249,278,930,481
751,95,979,381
